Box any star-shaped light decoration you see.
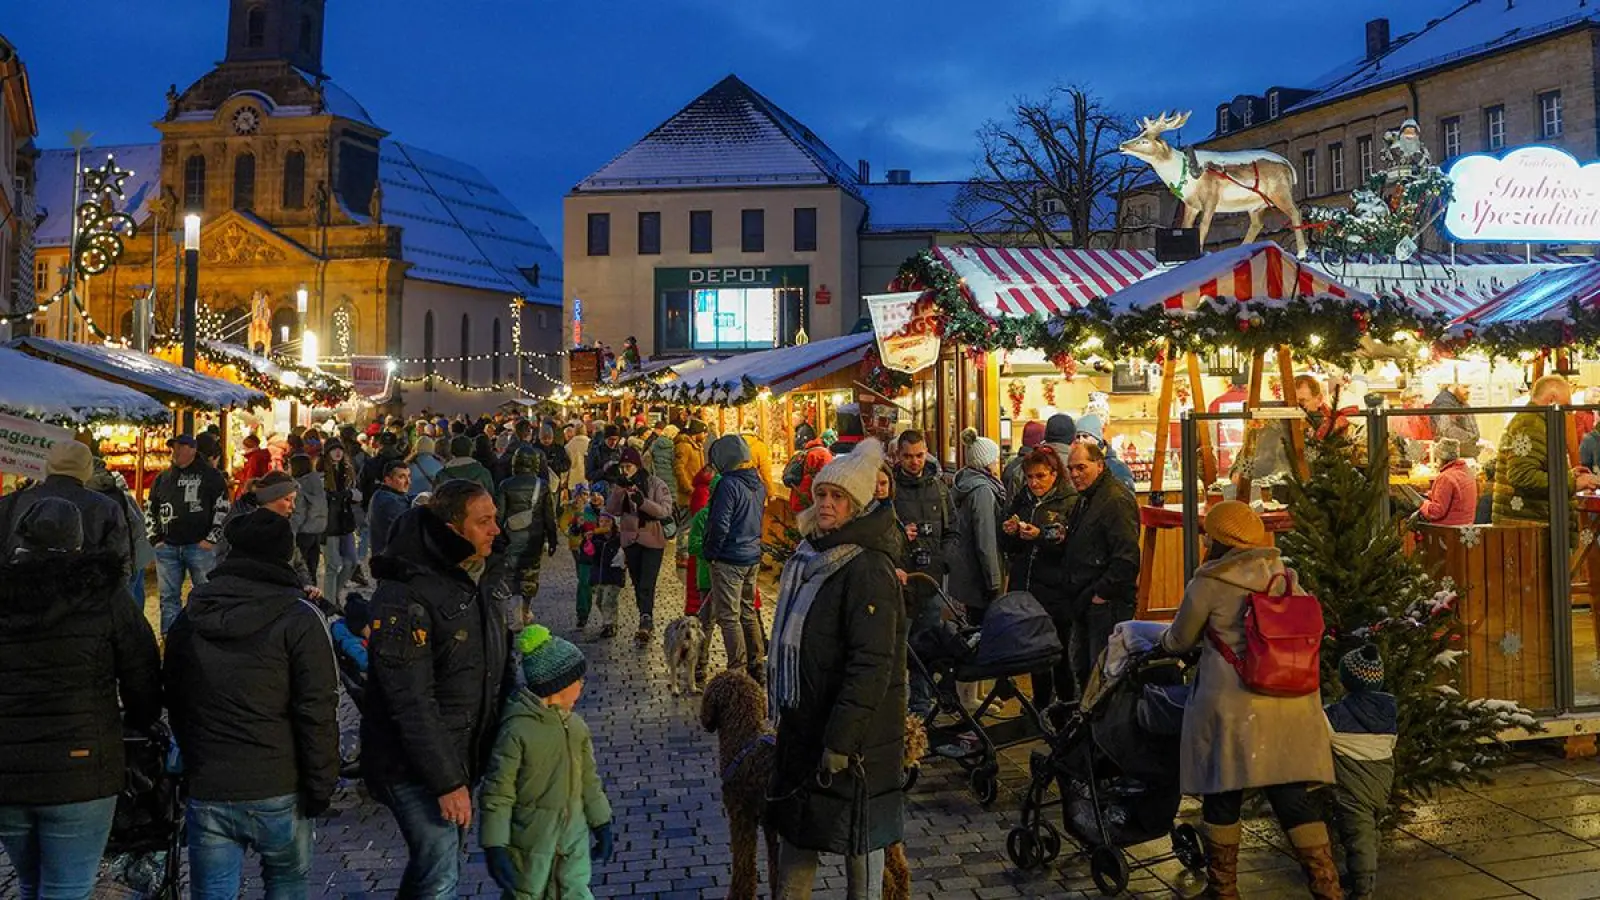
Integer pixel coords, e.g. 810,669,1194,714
80,154,133,199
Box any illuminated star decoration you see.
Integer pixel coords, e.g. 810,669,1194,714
74,151,138,276
80,155,133,199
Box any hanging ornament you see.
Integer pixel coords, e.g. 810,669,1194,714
1048,351,1078,380
1042,379,1058,406
1007,379,1026,418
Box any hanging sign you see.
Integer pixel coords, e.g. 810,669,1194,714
866,291,940,374
348,356,391,400
0,413,74,480
1445,145,1600,242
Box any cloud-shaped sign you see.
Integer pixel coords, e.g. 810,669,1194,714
1445,145,1600,243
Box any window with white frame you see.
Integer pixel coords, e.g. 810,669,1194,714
1357,136,1374,181
1485,105,1506,150
1301,149,1317,198
1268,91,1280,119
1441,116,1461,159
1330,143,1345,191
1217,107,1229,134
1540,91,1563,138
1242,103,1254,127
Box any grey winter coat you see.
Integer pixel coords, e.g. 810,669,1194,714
1430,388,1480,459
946,467,1005,608
1161,547,1335,795
648,433,676,487
290,472,328,536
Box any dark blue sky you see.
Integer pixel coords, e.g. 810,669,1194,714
9,0,1403,239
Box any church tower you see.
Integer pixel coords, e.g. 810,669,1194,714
224,0,327,76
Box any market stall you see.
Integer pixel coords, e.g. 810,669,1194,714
154,340,360,452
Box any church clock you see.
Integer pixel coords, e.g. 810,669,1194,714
231,106,261,135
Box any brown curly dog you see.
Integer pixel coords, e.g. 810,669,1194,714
700,670,919,900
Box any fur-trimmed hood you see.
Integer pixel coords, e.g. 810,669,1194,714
0,552,126,631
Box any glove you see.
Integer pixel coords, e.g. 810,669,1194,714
820,749,850,775
484,845,518,891
591,821,614,863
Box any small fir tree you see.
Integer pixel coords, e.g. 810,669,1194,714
1276,433,1539,821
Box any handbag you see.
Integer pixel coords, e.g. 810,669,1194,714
1206,572,1324,697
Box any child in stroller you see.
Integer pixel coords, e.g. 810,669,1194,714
1008,623,1205,896
102,723,185,898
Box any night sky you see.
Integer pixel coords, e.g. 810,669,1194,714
9,0,1403,239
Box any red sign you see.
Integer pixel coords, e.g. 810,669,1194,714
815,284,832,305
348,356,391,399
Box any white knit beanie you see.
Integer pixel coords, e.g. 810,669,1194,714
811,437,886,510
961,427,1000,470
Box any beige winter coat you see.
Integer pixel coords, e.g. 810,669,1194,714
1161,547,1335,796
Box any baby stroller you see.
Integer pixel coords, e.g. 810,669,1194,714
909,584,1062,805
102,722,184,898
1007,643,1205,895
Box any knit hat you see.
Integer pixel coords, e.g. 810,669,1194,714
1045,413,1077,446
1435,437,1461,464
223,507,295,564
45,439,94,484
449,435,474,459
625,436,647,452
14,497,83,558
960,427,1000,470
620,447,646,470
707,434,750,473
512,447,545,475
1076,414,1107,442
1340,644,1385,693
603,424,622,439
683,419,708,436
835,402,865,438
517,624,587,697
1203,500,1271,550
1020,421,1046,449
660,424,680,441
589,480,609,496
414,436,436,456
811,437,886,510
252,470,299,505
344,593,371,629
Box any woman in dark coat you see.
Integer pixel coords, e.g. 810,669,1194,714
0,498,161,899
319,439,361,603
999,445,1078,708
766,439,906,899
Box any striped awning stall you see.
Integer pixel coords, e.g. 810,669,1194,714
933,246,1157,317
1381,281,1501,319
1454,263,1600,326
1101,242,1370,315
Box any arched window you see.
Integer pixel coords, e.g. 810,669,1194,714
492,318,502,383
233,153,256,210
270,305,297,352
298,15,314,53
282,150,305,209
460,314,471,383
423,311,436,392
183,154,206,212
246,6,267,48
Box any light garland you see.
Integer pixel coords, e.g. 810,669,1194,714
391,349,568,364
333,306,352,357
392,371,542,397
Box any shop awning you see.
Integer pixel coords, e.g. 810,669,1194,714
1102,242,1370,315
195,340,357,407
1309,252,1583,320
653,333,874,405
7,337,268,412
934,246,1157,317
0,347,172,427
1452,263,1600,326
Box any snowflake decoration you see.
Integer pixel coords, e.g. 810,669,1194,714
1429,590,1456,614
1510,496,1524,512
1499,632,1523,658
1458,526,1482,549
1509,432,1534,458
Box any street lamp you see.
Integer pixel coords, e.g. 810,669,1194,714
181,213,200,434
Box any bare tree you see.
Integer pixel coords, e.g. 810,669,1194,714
956,85,1152,248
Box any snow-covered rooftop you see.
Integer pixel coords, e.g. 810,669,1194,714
35,144,163,248
7,336,268,411
860,182,1124,236
655,332,873,404
574,75,860,195
0,347,172,427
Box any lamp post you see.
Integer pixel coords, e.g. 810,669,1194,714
181,214,200,433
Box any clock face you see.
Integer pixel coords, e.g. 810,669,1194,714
232,107,261,135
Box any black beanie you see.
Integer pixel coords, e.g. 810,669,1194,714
450,435,474,458
223,508,295,565
14,497,84,558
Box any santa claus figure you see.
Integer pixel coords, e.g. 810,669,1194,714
1383,118,1432,179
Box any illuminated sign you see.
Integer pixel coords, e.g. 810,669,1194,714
1444,145,1600,242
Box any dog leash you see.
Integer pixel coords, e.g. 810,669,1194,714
722,734,776,782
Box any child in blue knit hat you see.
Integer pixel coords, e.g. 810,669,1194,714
482,625,613,898
1324,644,1397,900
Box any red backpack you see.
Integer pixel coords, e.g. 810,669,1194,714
1207,572,1325,697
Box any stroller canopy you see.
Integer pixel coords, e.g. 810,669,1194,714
969,591,1063,675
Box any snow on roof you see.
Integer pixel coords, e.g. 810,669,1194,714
574,75,860,195
319,81,376,126
199,339,355,403
0,347,171,427
35,144,162,248
6,337,268,411
381,140,562,305
656,333,873,404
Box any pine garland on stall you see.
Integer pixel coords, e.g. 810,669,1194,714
1305,168,1453,259
1276,433,1540,825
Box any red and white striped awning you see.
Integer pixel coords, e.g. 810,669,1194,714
1102,242,1370,315
934,246,1157,317
1381,282,1499,319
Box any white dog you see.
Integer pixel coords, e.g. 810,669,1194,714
662,616,707,696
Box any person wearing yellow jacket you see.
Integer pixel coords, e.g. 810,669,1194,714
740,424,774,496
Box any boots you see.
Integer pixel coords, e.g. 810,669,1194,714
1201,821,1241,900
1288,822,1344,900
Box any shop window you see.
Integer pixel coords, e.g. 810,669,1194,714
637,211,660,255
282,150,306,209
794,207,817,252
586,213,610,256
658,285,805,353
233,153,256,211
741,209,764,253
183,154,206,212
690,210,712,254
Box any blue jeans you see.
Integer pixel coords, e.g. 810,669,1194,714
128,567,147,613
156,542,215,633
371,779,463,898
187,794,312,900
0,795,118,900
322,535,356,604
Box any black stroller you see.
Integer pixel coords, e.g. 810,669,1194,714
101,723,184,898
1007,646,1205,895
910,584,1063,805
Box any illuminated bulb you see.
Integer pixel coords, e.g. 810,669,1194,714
1418,346,1432,361
1308,334,1323,347
1080,336,1102,350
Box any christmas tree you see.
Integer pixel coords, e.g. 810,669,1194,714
1276,433,1539,821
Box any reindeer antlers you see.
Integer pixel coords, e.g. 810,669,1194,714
1138,110,1192,136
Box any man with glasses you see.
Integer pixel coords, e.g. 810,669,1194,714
1058,442,1140,693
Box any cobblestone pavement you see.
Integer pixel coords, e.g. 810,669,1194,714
8,548,1600,897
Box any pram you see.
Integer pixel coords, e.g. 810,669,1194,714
101,723,184,898
909,583,1063,805
1006,644,1205,895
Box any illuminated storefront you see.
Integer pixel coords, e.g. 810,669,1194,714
654,265,809,353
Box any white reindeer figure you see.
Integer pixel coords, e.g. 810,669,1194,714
1119,110,1307,256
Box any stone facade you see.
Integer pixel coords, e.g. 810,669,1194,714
0,34,36,341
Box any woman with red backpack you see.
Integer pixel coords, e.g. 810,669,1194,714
1160,501,1340,900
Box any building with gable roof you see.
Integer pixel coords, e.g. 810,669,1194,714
29,0,562,409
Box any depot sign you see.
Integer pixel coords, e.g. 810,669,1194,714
1445,145,1600,242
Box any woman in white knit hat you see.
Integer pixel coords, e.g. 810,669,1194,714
765,438,906,899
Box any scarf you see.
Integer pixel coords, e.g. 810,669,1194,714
766,538,863,721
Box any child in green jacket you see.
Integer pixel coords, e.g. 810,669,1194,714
482,625,614,899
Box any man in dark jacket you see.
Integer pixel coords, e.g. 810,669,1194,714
363,481,512,896
368,459,412,559
359,430,405,512
164,508,339,894
0,438,130,576
495,447,558,625
537,419,572,482
702,434,768,679
585,424,624,484
146,434,231,633
891,430,955,715
1060,442,1140,692
495,419,539,484
438,435,497,497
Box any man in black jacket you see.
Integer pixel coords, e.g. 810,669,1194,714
1060,442,1140,692
495,419,539,484
164,508,339,894
0,438,130,576
146,434,231,634
363,480,511,896
891,430,956,715
585,424,623,483
537,419,572,483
